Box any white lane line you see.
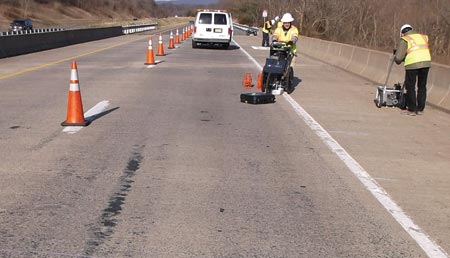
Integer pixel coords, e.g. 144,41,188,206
62,100,110,134
234,39,449,258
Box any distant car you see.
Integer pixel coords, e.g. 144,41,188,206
9,19,33,32
246,27,258,36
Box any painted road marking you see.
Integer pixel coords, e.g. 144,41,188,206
62,100,110,134
0,28,175,80
233,39,449,258
251,46,270,50
0,40,144,81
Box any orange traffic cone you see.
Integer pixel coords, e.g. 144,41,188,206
256,72,263,90
181,27,185,41
242,72,253,89
156,33,165,56
168,31,175,49
175,29,180,44
144,37,156,65
61,61,90,126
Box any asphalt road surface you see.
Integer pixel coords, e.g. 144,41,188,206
1,28,450,258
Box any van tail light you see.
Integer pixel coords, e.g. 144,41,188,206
228,28,232,35
194,26,197,33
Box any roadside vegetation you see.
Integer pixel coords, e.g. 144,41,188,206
0,0,163,30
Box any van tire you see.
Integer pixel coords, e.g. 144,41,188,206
192,40,197,48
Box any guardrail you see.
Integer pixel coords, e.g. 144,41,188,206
233,23,259,35
0,23,157,37
122,23,157,34
0,23,158,59
0,28,65,36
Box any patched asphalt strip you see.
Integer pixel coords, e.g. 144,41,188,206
83,144,145,256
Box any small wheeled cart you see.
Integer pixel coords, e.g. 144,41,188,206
374,55,406,109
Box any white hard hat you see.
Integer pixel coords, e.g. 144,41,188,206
281,13,294,23
275,16,280,21
400,24,413,37
271,20,275,25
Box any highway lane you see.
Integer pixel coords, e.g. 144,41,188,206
238,33,450,257
0,29,448,257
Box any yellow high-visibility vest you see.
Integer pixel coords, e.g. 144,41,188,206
262,20,271,33
277,21,283,29
402,33,431,66
273,25,299,53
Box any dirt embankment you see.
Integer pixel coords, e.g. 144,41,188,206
0,2,191,31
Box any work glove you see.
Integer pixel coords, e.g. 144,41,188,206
393,48,397,55
287,40,293,45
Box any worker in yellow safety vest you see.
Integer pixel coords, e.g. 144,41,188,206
394,24,432,115
262,19,273,47
274,16,282,29
272,12,299,64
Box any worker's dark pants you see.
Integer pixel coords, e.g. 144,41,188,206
405,67,429,112
262,32,269,47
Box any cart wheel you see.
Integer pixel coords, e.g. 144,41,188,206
375,92,383,108
263,72,275,93
286,67,294,94
261,72,268,92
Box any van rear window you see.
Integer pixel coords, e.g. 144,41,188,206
198,13,212,24
214,14,227,25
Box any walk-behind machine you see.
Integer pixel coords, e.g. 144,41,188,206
374,55,406,109
240,42,294,104
261,42,294,95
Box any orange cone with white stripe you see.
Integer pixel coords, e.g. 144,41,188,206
168,31,175,49
61,61,90,126
144,37,156,65
181,27,185,41
144,37,155,65
175,29,180,44
156,33,165,56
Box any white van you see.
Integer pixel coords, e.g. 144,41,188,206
192,9,233,49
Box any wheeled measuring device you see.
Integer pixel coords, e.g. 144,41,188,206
374,55,406,108
261,42,294,95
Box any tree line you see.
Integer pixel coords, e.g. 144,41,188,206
217,0,450,65
1,0,159,18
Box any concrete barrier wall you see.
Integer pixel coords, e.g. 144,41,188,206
299,36,450,112
0,27,123,59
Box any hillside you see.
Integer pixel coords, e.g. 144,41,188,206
0,0,161,31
